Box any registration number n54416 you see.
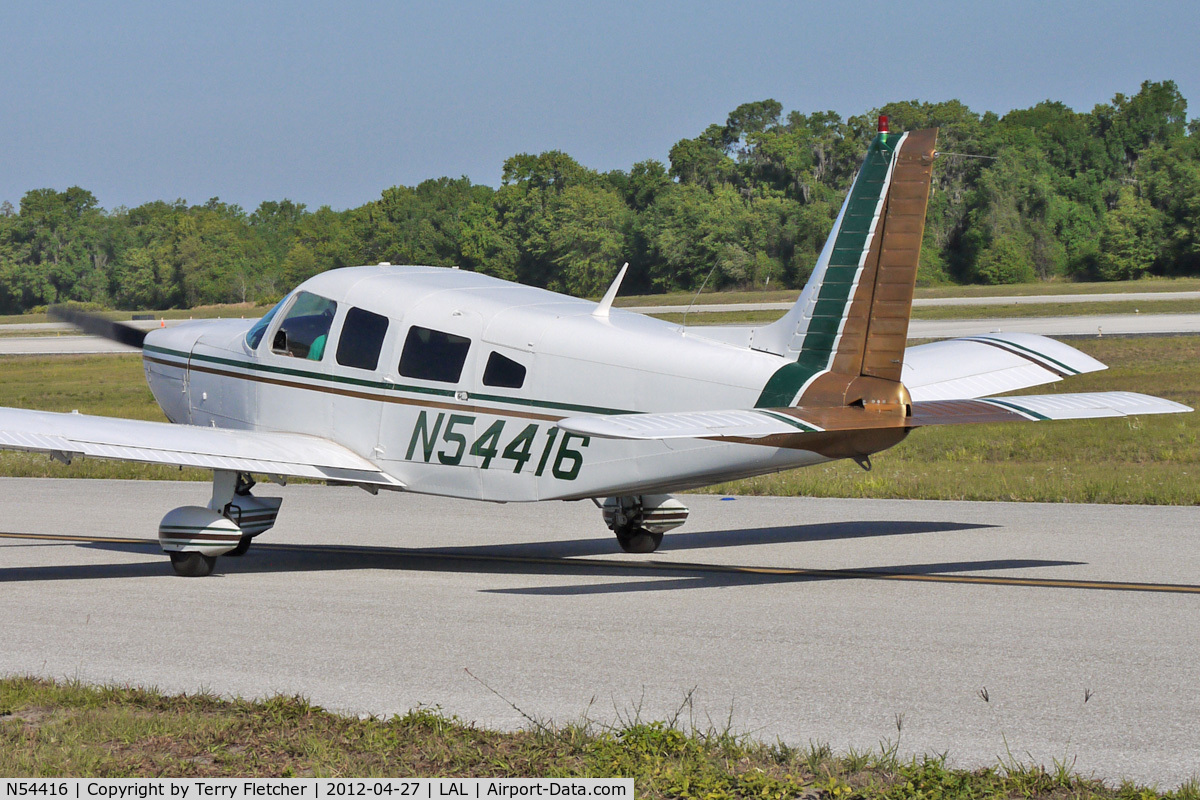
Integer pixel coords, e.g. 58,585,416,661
404,411,589,480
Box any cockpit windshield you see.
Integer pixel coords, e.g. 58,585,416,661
245,296,289,349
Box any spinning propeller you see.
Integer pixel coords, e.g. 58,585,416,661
48,306,148,349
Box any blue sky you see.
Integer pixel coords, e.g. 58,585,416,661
2,0,1196,212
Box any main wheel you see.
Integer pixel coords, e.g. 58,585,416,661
226,536,253,557
169,552,216,577
615,526,664,554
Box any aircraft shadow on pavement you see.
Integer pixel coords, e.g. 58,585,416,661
0,518,1092,594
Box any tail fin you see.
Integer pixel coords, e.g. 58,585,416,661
754,127,938,408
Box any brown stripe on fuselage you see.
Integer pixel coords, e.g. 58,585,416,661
145,355,564,423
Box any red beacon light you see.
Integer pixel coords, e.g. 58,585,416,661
878,115,889,134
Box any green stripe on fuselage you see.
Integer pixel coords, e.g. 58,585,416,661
145,344,633,417
754,134,899,408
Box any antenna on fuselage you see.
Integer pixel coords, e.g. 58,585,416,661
593,262,629,319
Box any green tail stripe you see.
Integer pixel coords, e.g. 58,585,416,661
755,133,900,408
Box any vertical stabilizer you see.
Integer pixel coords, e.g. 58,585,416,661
754,127,938,408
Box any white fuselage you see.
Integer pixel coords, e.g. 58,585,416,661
142,266,828,501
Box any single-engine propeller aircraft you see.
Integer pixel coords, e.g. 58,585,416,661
4,122,1190,576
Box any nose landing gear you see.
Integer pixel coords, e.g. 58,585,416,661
159,470,282,577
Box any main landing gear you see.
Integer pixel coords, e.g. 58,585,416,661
158,470,283,577
599,495,690,554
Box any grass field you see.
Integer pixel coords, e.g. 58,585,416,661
1,677,1194,795
0,354,202,480
0,337,1196,503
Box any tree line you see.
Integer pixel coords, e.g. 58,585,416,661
0,80,1197,313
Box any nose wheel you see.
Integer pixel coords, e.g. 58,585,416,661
614,526,663,554
169,552,216,577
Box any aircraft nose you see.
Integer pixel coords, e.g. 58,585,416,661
142,321,208,357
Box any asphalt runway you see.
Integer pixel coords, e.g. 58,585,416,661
1,478,1198,786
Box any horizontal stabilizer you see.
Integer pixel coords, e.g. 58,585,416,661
903,333,1107,401
0,407,404,487
943,391,1192,422
558,392,1190,442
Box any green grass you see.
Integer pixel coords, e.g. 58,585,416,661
911,275,1200,299
1,338,1197,503
0,354,201,480
1,677,1195,795
910,298,1200,320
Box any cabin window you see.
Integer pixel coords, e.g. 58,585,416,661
482,351,527,389
398,326,471,383
272,291,338,360
246,296,288,349
336,307,389,371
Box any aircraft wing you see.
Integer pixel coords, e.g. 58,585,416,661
902,333,1107,401
558,391,1190,441
0,407,403,487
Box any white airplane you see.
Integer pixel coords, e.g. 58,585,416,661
5,124,1190,577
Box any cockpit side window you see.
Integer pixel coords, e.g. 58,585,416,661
482,351,527,389
336,307,390,371
272,291,338,360
398,326,471,383
245,296,288,350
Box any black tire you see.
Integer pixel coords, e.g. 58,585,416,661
169,551,216,577
615,527,663,554
226,536,253,557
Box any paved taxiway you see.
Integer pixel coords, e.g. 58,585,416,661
2,478,1198,785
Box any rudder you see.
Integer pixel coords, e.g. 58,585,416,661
755,126,938,408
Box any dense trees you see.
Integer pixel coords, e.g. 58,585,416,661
1,81,1197,313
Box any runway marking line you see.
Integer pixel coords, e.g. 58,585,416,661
2,531,1199,595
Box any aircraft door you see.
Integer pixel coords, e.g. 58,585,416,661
377,309,484,500
327,305,395,460
255,291,338,439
